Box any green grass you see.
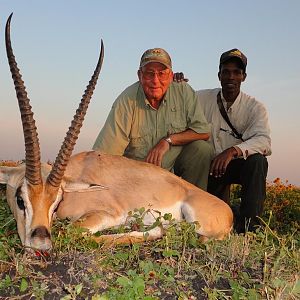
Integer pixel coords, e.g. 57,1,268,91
0,181,299,299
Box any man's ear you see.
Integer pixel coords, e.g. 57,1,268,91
242,72,247,82
218,72,221,81
137,69,142,81
168,70,174,83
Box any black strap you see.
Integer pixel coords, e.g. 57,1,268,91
217,92,244,141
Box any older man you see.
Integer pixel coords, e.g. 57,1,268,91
93,48,213,190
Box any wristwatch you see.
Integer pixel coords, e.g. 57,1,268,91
164,136,172,146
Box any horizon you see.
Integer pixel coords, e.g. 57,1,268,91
0,1,299,186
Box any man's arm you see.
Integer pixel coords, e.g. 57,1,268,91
166,128,209,144
209,146,242,178
209,100,271,178
233,102,271,158
146,82,211,167
145,129,209,166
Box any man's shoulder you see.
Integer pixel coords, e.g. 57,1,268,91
119,81,140,98
166,82,198,105
196,88,220,106
169,81,195,93
113,81,140,107
197,88,220,97
240,91,267,110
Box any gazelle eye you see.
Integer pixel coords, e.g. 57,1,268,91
16,195,25,210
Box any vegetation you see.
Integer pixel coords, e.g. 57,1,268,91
0,178,299,299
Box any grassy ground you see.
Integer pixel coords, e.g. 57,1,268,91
0,179,299,299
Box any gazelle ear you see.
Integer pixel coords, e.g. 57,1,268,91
63,184,108,193
0,165,25,185
0,167,9,184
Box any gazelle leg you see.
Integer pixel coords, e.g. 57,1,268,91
182,193,233,241
92,227,164,246
74,210,122,234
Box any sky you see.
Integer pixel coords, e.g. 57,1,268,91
0,1,299,186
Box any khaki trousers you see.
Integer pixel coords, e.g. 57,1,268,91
161,140,214,190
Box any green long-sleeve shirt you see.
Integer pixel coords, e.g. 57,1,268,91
93,81,210,162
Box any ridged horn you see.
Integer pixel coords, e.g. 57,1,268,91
5,13,42,185
47,40,104,187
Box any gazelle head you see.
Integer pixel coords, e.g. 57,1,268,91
1,14,104,252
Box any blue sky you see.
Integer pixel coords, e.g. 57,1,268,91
0,1,299,185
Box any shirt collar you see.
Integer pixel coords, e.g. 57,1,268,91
138,83,169,110
220,89,242,110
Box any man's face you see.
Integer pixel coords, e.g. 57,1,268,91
218,61,246,95
138,62,173,102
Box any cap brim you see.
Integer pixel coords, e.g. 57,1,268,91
220,56,246,68
140,60,172,69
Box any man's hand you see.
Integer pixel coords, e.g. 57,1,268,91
145,139,170,167
173,72,189,83
210,147,239,178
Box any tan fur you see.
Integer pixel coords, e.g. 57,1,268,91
0,151,233,250
59,151,233,242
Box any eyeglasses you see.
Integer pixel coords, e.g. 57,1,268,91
141,69,171,80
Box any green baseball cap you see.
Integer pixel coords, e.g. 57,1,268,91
139,48,172,69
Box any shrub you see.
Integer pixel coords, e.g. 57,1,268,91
230,179,300,236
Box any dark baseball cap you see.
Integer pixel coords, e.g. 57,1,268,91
139,48,172,69
219,48,247,71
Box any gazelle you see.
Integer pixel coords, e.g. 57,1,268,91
0,14,233,252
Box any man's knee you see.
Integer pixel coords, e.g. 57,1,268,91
185,140,214,161
244,154,268,176
174,140,213,190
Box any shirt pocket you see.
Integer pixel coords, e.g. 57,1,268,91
130,135,148,148
125,133,151,160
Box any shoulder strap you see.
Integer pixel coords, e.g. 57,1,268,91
217,92,244,141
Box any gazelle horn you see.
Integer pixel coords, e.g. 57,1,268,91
5,13,42,185
47,40,104,188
